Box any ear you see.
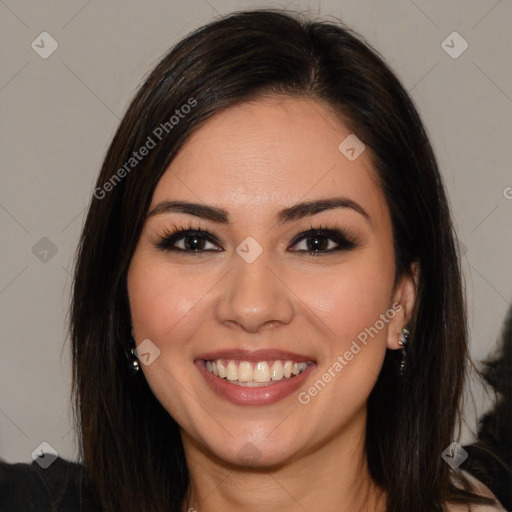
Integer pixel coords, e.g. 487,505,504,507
386,261,420,350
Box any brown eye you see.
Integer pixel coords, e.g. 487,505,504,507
289,229,358,255
156,229,221,252
155,226,359,255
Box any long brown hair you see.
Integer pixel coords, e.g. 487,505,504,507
70,8,496,511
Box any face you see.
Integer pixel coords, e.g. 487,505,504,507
127,95,415,467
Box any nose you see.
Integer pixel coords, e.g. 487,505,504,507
214,250,295,334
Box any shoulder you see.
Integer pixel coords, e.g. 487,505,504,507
0,455,97,511
444,471,507,512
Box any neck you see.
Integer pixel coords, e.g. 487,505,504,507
180,407,386,512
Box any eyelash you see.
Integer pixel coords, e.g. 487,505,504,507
155,222,360,256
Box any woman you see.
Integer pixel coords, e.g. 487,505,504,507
55,8,507,511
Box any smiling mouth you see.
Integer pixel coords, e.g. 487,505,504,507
203,359,312,387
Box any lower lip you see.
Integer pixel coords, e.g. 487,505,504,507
195,360,316,406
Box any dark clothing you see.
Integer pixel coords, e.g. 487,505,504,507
1,454,509,511
0,456,97,512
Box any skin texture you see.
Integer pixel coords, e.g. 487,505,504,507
127,95,418,512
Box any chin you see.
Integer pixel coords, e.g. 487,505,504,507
202,434,307,470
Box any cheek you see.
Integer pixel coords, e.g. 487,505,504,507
292,256,395,416
127,256,221,350
296,253,395,354
128,258,185,340
127,256,209,417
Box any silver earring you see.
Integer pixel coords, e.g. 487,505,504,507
128,337,141,373
398,327,410,376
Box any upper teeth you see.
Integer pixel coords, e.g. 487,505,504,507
206,359,309,384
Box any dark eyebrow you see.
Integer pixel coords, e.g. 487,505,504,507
146,197,371,225
277,198,370,225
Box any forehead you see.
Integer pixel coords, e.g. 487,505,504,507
150,95,387,223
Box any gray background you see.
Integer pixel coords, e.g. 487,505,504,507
1,0,511,464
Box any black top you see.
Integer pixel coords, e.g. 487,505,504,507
0,456,98,512
1,452,510,511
